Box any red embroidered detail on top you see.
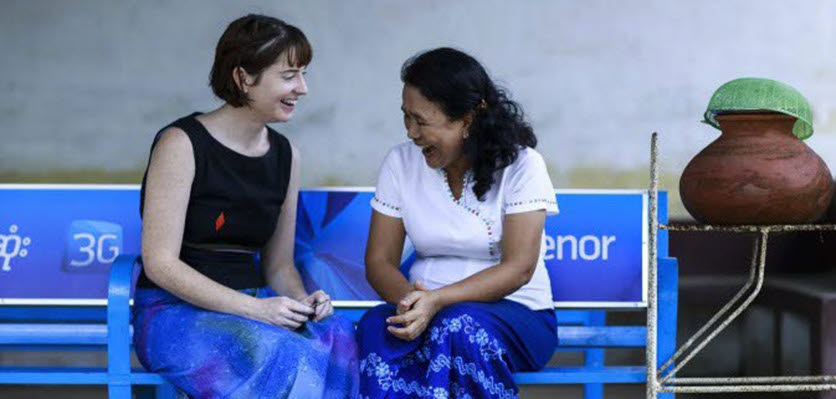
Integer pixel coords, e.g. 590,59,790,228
215,212,226,232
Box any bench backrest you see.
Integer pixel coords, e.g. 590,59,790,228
0,185,668,309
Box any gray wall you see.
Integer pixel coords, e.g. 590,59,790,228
3,0,836,216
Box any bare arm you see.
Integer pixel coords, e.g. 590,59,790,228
140,128,261,317
365,210,413,304
261,143,308,301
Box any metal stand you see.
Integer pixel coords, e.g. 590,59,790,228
646,133,836,396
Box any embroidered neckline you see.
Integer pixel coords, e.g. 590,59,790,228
439,168,470,204
438,169,500,258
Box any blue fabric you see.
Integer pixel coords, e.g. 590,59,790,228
356,300,557,398
133,287,359,399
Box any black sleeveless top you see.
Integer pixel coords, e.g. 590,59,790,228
137,112,292,289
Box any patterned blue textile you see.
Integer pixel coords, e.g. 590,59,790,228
356,300,557,398
133,287,359,399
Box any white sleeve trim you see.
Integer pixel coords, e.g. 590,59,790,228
504,198,559,215
371,195,402,218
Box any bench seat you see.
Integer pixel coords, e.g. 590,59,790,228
0,367,165,385
0,324,646,348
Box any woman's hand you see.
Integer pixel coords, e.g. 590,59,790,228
386,281,442,341
301,290,333,322
247,296,314,329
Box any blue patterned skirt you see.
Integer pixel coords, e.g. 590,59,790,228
133,287,359,399
356,300,557,399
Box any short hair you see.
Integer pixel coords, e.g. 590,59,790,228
209,14,312,107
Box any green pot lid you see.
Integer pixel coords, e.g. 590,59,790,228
702,78,813,140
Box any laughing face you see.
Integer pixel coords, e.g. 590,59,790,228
243,52,308,123
401,85,471,170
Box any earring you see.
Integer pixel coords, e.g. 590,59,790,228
463,133,469,139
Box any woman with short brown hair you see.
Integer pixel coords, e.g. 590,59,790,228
133,14,358,398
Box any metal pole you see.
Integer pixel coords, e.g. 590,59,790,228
660,384,836,393
662,224,836,233
668,376,836,384
647,132,659,399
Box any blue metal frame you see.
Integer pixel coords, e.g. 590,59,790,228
0,191,678,399
0,306,107,322
657,192,678,399
0,253,177,397
105,254,178,399
107,254,134,398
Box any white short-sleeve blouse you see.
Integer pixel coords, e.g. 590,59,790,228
371,142,558,310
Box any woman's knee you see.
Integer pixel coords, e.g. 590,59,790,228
429,303,474,329
429,305,503,353
356,304,396,337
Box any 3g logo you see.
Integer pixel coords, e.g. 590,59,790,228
63,220,123,273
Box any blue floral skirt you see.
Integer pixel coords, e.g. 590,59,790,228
133,287,359,399
356,300,557,399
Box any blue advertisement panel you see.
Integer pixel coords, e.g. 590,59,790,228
294,189,414,303
0,186,142,302
294,189,648,308
543,192,647,307
0,185,649,308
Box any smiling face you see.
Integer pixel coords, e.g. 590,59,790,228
402,85,471,170
240,52,308,123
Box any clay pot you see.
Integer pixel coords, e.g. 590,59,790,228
680,112,834,225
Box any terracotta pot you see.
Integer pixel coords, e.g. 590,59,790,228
680,112,834,225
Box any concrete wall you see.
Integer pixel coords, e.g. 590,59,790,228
3,0,836,217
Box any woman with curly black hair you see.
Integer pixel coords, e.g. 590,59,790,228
357,47,558,398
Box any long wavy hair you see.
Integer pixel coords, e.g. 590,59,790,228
401,47,537,200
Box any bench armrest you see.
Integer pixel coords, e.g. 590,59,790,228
657,255,679,372
107,254,139,378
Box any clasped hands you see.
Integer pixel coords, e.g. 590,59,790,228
250,290,333,330
386,281,442,341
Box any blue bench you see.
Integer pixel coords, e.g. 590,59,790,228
0,185,678,398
